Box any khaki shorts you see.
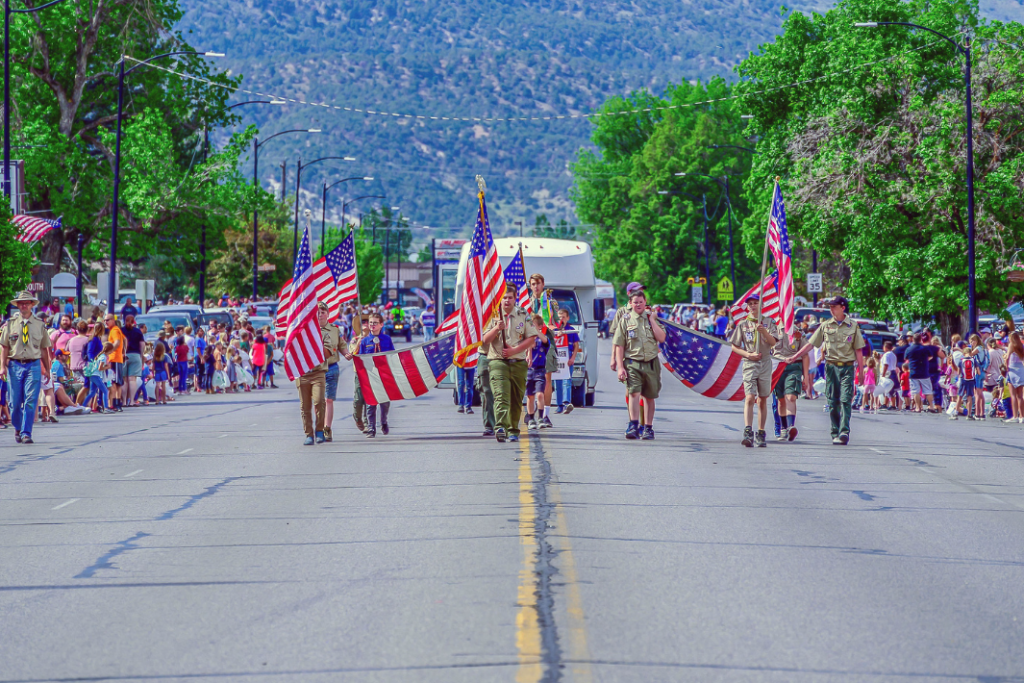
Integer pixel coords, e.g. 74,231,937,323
623,358,661,399
742,360,773,397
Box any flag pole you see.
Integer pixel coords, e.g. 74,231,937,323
754,177,781,345
350,227,364,338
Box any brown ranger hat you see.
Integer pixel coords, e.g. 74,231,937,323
11,290,38,305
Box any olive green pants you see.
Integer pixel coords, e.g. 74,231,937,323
825,363,855,437
353,383,366,427
476,357,495,431
489,359,527,436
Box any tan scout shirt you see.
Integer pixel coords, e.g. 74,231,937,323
321,324,341,366
0,313,52,361
772,330,802,361
482,308,538,361
612,309,660,362
729,315,779,361
807,316,865,363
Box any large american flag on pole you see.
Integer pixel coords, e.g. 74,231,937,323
12,215,60,243
454,192,503,367
659,319,784,401
729,272,782,324
766,184,795,338
503,247,530,308
282,222,325,381
275,233,359,332
354,332,457,405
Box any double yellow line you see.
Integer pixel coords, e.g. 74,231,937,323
515,433,592,683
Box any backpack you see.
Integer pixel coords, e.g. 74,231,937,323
83,354,104,378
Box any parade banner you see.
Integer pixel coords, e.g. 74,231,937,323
353,332,457,406
658,318,785,401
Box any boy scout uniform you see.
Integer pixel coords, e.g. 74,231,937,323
772,330,804,399
1,292,52,441
482,308,538,437
612,309,662,399
320,318,342,441
807,315,865,440
729,316,780,397
295,317,335,441
475,356,496,434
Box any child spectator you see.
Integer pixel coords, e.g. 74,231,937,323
175,336,190,395
861,357,877,414
899,362,911,410
83,342,112,413
153,344,170,404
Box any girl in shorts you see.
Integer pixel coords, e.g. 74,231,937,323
153,344,170,404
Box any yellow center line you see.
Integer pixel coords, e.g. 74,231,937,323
549,480,594,683
516,434,543,682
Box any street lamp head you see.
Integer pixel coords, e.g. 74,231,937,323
270,100,287,105
658,190,670,194
203,52,226,57
307,129,322,133
344,157,357,161
740,114,754,119
854,22,878,27
363,176,374,180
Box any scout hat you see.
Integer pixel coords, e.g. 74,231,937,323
626,282,645,295
745,293,760,302
827,295,850,310
11,290,38,305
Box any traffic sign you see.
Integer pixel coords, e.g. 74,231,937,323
50,272,77,298
807,273,823,293
691,285,703,304
716,276,733,301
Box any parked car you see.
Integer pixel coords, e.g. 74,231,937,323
148,304,203,330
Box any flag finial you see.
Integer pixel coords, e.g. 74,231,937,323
475,175,486,193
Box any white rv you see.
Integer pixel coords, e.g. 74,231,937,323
455,237,603,406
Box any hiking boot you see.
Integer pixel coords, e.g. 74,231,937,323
640,425,655,440
755,430,767,447
528,418,539,431
540,416,554,429
741,427,754,447
495,427,507,443
625,422,639,440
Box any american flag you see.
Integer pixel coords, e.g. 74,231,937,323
435,310,460,335
454,193,504,367
659,319,784,401
503,247,530,308
729,272,782,324
354,332,457,405
275,233,359,332
12,215,60,243
767,184,795,338
282,223,325,381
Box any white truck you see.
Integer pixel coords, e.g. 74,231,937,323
454,237,603,406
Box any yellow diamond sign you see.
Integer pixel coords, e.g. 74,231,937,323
716,276,734,301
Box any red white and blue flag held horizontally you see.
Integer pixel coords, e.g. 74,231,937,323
353,332,458,406
282,221,326,381
658,319,785,401
766,184,795,339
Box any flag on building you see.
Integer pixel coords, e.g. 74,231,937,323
766,184,795,338
454,193,503,367
354,332,457,405
658,319,784,401
275,233,359,331
729,272,782,324
503,247,530,308
282,222,325,381
11,215,60,243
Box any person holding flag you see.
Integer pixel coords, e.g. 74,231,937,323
526,273,558,427
729,293,780,447
481,286,539,443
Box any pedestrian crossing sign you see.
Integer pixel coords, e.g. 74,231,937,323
716,276,733,301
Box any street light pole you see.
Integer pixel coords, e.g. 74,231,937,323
702,193,711,297
855,21,976,333
321,176,374,257
290,155,357,260
76,233,83,318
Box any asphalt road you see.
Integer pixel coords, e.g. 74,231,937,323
3,339,1024,683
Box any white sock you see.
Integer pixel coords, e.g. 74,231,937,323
543,406,550,418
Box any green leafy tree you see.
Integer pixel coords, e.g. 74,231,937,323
0,204,33,305
207,200,293,297
531,214,577,240
572,78,758,303
736,0,1024,336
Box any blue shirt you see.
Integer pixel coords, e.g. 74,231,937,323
86,336,103,360
421,312,436,327
358,334,395,355
530,333,550,370
715,315,729,336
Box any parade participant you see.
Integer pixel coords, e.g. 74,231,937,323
481,286,538,443
526,313,551,431
294,303,334,446
773,325,807,441
526,272,558,424
475,355,496,437
0,291,53,444
349,317,370,433
342,313,393,438
791,296,866,445
319,303,342,442
104,312,126,411
553,307,580,414
729,294,780,447
612,289,666,440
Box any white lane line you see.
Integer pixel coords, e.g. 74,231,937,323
124,469,144,478
217,433,228,439
52,499,79,511
249,423,258,427
869,448,887,455
177,448,193,454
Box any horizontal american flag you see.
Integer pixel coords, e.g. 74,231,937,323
12,215,60,243
729,272,782,325
275,234,359,332
354,332,457,405
659,319,784,401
